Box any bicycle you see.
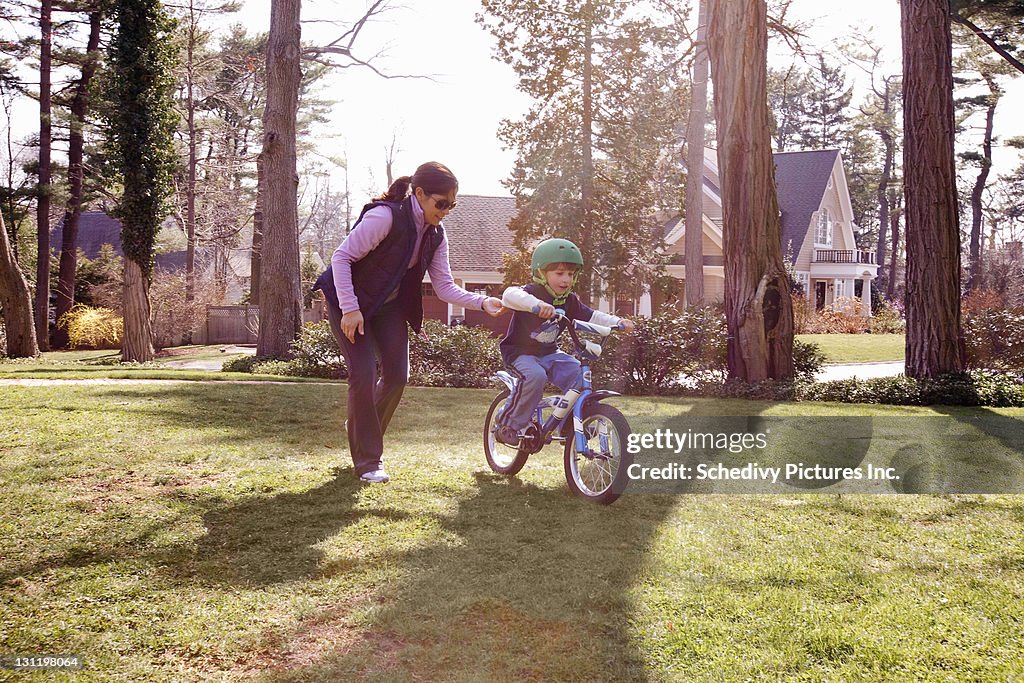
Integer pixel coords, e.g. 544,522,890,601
483,311,633,505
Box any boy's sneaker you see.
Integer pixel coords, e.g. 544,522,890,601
359,469,390,483
494,424,522,447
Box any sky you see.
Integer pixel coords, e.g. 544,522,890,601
3,0,1023,201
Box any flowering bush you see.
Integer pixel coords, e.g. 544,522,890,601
794,296,868,333
58,305,123,349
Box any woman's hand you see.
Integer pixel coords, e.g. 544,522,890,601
340,310,364,343
482,297,504,317
618,318,636,333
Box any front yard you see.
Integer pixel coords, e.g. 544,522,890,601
796,333,905,363
2,380,1022,681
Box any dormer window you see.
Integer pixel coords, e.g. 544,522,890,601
815,208,833,247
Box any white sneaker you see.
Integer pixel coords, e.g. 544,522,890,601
359,469,390,483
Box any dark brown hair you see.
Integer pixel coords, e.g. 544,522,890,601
376,161,458,202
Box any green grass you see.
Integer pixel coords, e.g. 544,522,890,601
2,383,1022,681
0,347,320,383
797,334,905,363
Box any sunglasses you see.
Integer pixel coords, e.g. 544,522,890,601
430,195,458,211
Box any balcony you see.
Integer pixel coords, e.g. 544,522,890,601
814,249,876,265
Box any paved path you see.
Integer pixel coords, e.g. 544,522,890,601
815,361,904,382
161,345,256,371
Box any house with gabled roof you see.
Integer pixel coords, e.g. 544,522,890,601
420,194,517,333
662,148,879,314
51,210,253,304
418,150,877,331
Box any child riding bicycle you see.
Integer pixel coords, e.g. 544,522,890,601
495,238,635,447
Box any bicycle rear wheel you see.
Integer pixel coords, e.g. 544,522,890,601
483,390,530,476
563,403,632,505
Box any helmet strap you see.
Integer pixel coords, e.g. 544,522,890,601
533,269,576,306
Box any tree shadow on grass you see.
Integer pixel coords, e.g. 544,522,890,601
190,469,408,586
882,408,1024,494
255,472,679,682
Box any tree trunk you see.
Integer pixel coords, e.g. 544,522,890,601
967,76,997,293
708,0,794,381
251,151,264,305
185,0,198,305
122,258,154,361
579,0,595,305
887,197,901,301
0,212,39,357
901,0,964,378
684,0,708,308
257,0,302,357
35,0,53,351
53,9,102,349
874,93,894,295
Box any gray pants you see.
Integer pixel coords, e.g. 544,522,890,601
327,300,409,476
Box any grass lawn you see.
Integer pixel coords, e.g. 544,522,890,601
797,333,905,363
0,347,318,383
2,382,1023,681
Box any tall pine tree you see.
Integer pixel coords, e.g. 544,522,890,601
478,1,685,303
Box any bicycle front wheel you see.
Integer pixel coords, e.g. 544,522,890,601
483,390,530,476
563,403,632,505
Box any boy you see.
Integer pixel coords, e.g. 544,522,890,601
495,238,635,446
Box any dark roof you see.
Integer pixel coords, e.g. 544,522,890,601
773,149,840,256
441,195,517,272
52,210,186,271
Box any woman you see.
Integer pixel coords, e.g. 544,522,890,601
314,161,504,483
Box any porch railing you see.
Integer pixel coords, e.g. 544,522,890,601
814,249,876,265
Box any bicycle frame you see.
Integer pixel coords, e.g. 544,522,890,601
492,315,622,455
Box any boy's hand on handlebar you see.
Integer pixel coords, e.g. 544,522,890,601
537,302,556,319
618,318,636,333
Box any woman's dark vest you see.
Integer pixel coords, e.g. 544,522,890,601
312,197,444,333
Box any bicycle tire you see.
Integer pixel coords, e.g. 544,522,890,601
563,403,632,505
483,390,531,476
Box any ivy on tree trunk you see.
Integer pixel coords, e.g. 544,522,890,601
107,0,179,362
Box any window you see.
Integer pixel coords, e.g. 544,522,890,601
815,208,832,247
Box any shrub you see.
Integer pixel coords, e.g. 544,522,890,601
409,320,501,388
869,301,905,334
806,296,872,333
58,305,123,349
222,355,262,373
289,320,347,378
793,339,826,381
964,307,1024,372
800,370,1024,407
150,271,206,348
0,320,6,356
593,307,728,395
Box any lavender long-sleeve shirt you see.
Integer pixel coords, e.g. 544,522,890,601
330,197,486,314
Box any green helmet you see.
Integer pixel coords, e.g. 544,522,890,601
530,238,583,304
